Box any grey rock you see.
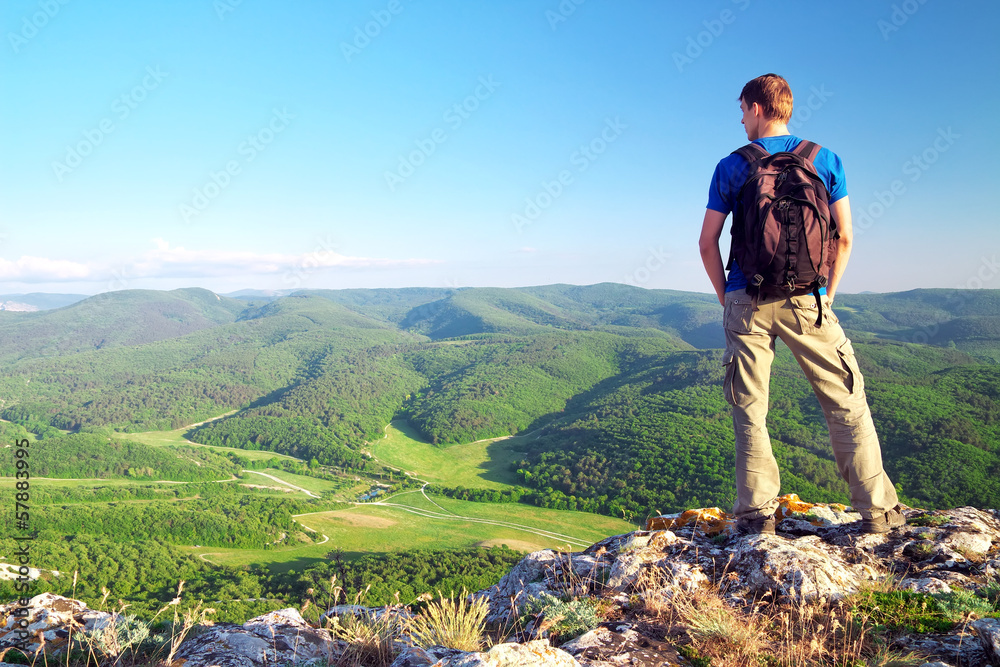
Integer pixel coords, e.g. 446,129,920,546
731,534,879,601
972,617,1000,666
0,593,112,655
447,639,579,666
173,608,337,667
898,577,953,594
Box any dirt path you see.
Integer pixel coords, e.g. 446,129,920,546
185,410,238,429
242,470,321,498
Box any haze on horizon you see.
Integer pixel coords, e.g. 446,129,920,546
1,1,997,297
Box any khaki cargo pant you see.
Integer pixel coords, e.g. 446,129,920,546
723,291,899,520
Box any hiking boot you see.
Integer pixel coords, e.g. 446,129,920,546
735,514,777,535
862,505,907,534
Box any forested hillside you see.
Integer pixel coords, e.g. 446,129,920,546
1,284,998,517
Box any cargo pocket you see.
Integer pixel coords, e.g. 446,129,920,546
724,295,754,334
722,349,736,406
836,339,864,395
792,293,838,334
821,295,839,325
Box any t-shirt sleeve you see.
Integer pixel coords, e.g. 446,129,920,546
707,154,745,214
707,161,730,214
817,148,848,203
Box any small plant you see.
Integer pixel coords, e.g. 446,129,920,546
932,588,995,622
908,512,950,528
902,539,936,560
851,590,954,634
407,590,488,652
677,644,712,667
521,593,600,644
70,614,159,665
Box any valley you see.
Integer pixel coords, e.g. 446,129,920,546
1,284,998,621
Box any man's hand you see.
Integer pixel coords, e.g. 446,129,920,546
699,209,729,306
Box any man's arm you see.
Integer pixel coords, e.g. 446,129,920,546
826,196,852,301
698,209,729,306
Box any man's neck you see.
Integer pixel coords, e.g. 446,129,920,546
757,121,790,139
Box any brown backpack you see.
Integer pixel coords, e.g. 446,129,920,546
727,140,839,325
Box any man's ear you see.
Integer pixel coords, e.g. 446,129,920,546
751,102,762,118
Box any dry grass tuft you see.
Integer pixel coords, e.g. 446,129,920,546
633,562,932,667
407,590,488,652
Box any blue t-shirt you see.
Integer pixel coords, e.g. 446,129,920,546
707,135,848,292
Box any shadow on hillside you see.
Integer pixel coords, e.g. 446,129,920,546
486,348,730,481
181,386,295,440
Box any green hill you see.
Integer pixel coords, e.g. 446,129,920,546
1,285,998,516
0,288,245,362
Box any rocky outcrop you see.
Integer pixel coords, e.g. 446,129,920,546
172,608,339,667
7,496,1000,666
477,495,1000,665
0,592,112,655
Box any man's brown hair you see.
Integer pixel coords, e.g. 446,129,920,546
740,74,793,124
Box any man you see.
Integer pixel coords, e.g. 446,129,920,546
698,73,904,535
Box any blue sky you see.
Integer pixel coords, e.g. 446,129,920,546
1,0,997,296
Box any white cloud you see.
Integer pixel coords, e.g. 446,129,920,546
0,256,93,281
131,239,438,279
0,240,439,285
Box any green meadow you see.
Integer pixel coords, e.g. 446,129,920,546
122,425,296,463
197,493,633,572
369,420,527,489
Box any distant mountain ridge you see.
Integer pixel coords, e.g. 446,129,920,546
0,292,88,311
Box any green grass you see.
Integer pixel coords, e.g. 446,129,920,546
205,494,634,570
122,426,296,463
370,420,527,489
246,468,345,495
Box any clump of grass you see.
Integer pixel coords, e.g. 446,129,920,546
672,588,769,664
330,608,404,667
407,590,488,652
322,577,405,667
632,560,933,666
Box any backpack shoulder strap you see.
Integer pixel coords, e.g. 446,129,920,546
792,140,822,163
733,142,769,164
